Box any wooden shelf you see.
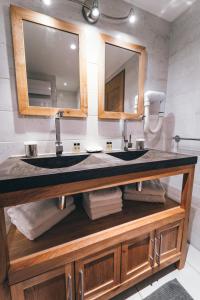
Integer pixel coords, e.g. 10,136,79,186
7,197,179,261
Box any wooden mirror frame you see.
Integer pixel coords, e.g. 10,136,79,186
98,34,146,120
11,5,88,118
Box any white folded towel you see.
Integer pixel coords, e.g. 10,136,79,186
124,180,165,196
124,193,165,203
83,201,122,215
7,196,75,240
83,193,122,208
84,187,122,203
84,205,122,220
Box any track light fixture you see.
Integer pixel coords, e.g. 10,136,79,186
68,0,136,24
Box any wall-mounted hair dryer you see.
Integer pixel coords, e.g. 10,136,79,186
143,90,165,134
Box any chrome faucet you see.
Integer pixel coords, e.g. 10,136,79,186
123,120,128,151
123,120,129,151
123,120,133,151
55,111,64,156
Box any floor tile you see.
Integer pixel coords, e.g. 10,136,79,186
112,287,142,300
186,244,200,274
136,266,180,299
176,263,200,300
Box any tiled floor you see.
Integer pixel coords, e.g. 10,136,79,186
112,245,200,300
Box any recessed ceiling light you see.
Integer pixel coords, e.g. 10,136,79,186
186,0,193,5
116,34,122,40
42,0,51,6
64,82,67,86
70,44,77,50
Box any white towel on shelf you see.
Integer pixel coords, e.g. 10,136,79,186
83,194,122,208
124,180,165,196
84,205,122,220
7,196,75,240
84,187,122,203
123,193,165,203
83,201,122,215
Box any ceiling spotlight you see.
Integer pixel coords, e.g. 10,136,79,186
70,43,77,50
128,8,136,24
91,7,100,18
82,0,100,24
68,0,135,25
91,0,100,18
42,0,51,6
64,82,67,86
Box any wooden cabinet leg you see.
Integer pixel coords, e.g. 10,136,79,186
0,208,11,299
0,283,11,300
177,168,195,270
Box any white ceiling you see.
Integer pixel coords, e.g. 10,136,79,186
125,0,196,22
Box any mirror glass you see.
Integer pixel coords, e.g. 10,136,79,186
23,21,80,109
105,43,139,114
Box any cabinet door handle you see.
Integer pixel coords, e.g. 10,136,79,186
159,234,163,259
79,270,84,300
155,234,162,266
67,274,73,300
150,238,155,268
155,236,160,265
149,255,154,268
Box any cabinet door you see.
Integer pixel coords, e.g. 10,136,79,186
75,246,121,300
155,220,183,266
121,232,154,283
10,264,74,300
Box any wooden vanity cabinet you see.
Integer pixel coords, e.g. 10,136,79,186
121,220,183,286
121,232,154,283
10,246,121,300
155,220,183,267
2,165,195,300
10,264,74,300
9,219,184,300
75,246,121,300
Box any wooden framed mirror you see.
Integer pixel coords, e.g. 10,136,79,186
98,34,146,120
11,6,88,117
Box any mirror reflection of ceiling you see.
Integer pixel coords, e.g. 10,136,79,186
105,44,135,81
23,21,79,93
105,43,139,114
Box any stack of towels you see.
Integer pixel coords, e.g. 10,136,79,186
7,196,75,240
123,180,166,203
83,187,122,220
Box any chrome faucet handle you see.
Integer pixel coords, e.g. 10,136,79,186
56,143,63,156
55,111,64,118
123,137,129,151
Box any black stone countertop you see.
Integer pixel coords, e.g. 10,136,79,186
0,149,197,193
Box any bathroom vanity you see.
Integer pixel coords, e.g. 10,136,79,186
0,2,197,300
0,149,197,300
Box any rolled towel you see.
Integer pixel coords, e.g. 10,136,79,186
83,187,122,204
7,196,75,240
83,194,122,208
124,192,165,203
124,180,165,196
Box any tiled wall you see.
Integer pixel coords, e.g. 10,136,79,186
0,0,170,162
165,1,200,250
